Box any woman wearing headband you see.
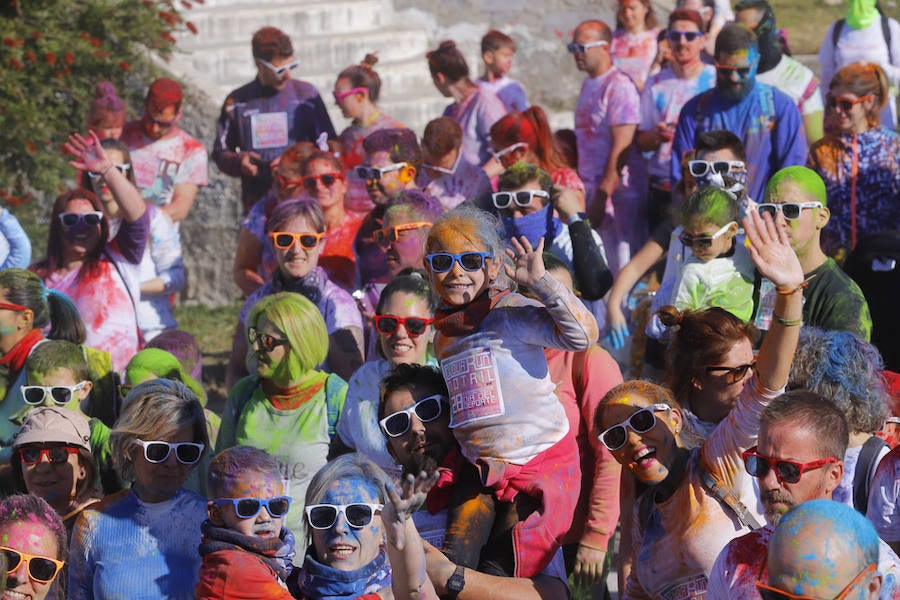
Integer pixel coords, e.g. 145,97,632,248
68,379,209,599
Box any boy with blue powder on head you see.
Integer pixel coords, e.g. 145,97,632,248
196,445,297,599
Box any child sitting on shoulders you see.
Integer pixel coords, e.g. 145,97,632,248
196,445,297,600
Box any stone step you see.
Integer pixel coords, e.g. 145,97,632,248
179,0,386,42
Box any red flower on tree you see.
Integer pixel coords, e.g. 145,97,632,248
45,52,57,65
64,52,74,64
10,58,24,71
119,61,131,71
186,21,198,34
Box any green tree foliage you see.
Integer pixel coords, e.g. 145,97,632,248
0,0,199,206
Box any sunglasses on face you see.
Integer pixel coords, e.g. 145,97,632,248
275,172,305,190
301,172,343,192
678,221,735,249
374,314,434,337
667,30,702,43
492,142,528,162
741,446,839,484
355,162,408,181
567,40,609,54
492,190,550,210
716,63,753,78
306,503,383,529
21,382,88,406
599,403,671,451
258,58,299,77
132,439,204,465
705,360,756,384
688,160,746,177
425,251,492,273
756,202,822,221
87,163,131,182
756,564,876,600
215,496,292,519
59,211,103,228
18,446,80,466
379,394,446,437
0,546,65,584
372,222,433,248
269,231,326,251
0,301,28,312
826,94,872,112
143,111,178,127
333,86,367,103
247,326,289,352
423,152,462,176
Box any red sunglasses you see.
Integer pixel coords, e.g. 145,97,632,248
374,315,433,337
0,301,29,312
741,446,839,484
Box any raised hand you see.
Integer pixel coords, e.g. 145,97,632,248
63,131,110,174
382,471,439,551
503,235,546,288
742,207,804,291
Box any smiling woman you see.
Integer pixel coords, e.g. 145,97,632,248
227,198,364,386
297,453,438,600
0,494,68,600
595,207,805,598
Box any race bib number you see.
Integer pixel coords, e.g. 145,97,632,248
442,347,505,427
659,574,708,599
250,112,289,149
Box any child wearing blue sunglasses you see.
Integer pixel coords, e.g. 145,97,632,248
197,446,297,599
423,206,599,578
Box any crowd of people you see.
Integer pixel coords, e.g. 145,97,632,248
0,0,899,598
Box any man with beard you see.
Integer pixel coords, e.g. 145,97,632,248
377,363,570,599
707,390,900,598
734,0,824,144
671,22,807,202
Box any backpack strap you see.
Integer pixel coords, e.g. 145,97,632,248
699,467,764,530
882,14,894,65
832,18,845,49
853,435,889,513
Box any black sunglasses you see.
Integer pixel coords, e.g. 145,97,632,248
248,327,289,352
705,361,756,384
716,63,753,78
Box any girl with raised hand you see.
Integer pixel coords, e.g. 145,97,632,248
424,206,598,578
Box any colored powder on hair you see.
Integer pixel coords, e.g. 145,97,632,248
764,166,827,207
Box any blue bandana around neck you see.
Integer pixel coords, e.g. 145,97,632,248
298,546,391,600
501,204,562,249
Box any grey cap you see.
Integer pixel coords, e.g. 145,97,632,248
13,407,92,453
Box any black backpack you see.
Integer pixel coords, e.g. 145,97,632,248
843,231,900,372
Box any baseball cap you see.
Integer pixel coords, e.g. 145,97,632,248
14,407,92,453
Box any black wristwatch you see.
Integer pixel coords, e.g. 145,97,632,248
446,565,465,598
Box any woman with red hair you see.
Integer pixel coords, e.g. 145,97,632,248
490,105,586,207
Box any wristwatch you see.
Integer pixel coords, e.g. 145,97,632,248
446,565,465,598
